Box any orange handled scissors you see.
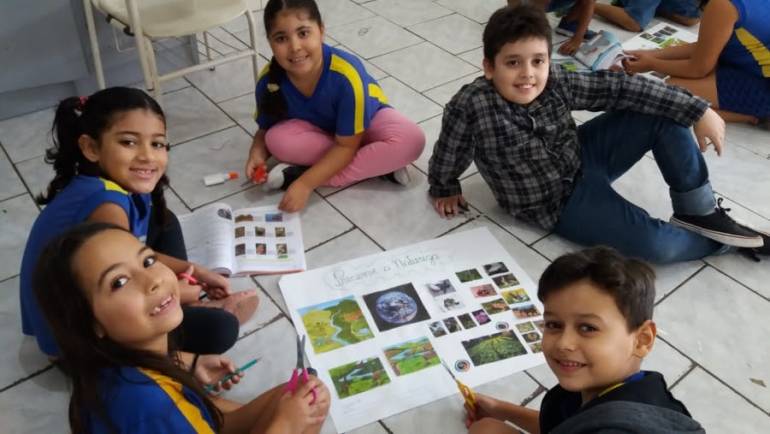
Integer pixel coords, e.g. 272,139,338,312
285,334,317,404
442,360,477,415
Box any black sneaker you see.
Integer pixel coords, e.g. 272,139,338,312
738,229,770,262
757,117,770,131
263,163,309,191
670,198,763,248
380,166,411,186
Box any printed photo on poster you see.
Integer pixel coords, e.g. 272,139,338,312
255,226,266,236
426,279,456,297
457,313,477,330
522,331,540,343
493,273,519,289
299,296,375,354
512,303,541,319
443,317,461,333
428,320,447,338
329,357,391,399
515,322,535,334
456,268,483,283
383,337,440,376
470,284,497,298
363,283,431,332
483,262,509,276
501,288,530,305
461,330,527,367
436,295,465,313
234,226,245,238
481,298,510,315
472,309,491,325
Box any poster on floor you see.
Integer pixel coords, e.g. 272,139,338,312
280,227,545,432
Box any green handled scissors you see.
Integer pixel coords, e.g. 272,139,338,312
441,360,477,413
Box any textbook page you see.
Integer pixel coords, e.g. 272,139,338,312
230,206,306,276
280,228,546,432
622,22,698,80
178,203,235,275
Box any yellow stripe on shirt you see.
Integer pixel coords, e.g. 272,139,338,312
368,83,388,104
100,178,128,194
330,54,365,134
735,27,770,77
138,368,215,433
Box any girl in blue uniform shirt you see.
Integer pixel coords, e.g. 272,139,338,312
33,222,330,433
624,0,770,127
245,0,426,212
20,87,257,358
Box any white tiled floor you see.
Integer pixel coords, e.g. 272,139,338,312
1,1,769,433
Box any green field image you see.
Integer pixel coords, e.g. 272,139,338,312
461,330,527,366
299,296,375,354
329,357,391,399
383,337,440,376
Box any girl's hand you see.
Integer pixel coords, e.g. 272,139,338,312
693,107,725,156
558,36,582,56
177,265,204,304
623,51,655,74
273,377,328,432
245,135,270,184
465,393,499,428
194,266,230,299
433,194,468,219
279,180,312,213
308,377,331,420
194,355,242,392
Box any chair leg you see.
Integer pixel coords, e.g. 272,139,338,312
82,0,106,89
202,31,213,62
144,38,163,103
245,9,260,82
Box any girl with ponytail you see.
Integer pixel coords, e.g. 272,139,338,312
246,0,426,212
20,87,257,361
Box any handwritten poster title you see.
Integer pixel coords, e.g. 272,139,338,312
325,251,445,290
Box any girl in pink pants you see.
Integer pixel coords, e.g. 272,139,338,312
245,0,425,212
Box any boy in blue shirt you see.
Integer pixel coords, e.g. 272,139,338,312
509,0,598,56
466,246,705,433
428,4,769,263
595,0,702,32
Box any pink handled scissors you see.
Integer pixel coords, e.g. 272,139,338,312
284,334,317,404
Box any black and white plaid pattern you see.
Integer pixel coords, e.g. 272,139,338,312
428,65,709,229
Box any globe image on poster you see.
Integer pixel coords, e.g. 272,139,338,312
375,291,419,324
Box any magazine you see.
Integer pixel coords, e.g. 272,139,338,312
621,22,698,80
573,30,628,71
178,203,306,276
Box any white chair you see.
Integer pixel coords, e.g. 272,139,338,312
83,0,260,102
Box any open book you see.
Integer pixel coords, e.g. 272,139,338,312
553,30,627,72
178,203,306,277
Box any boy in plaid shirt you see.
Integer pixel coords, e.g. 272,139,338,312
428,4,768,263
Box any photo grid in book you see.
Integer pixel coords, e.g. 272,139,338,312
280,228,546,432
178,203,306,276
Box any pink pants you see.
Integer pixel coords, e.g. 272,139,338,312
264,108,425,187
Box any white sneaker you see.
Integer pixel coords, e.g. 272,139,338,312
382,166,411,186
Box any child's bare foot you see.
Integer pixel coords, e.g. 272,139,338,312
193,290,260,325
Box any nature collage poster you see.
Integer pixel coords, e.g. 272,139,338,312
280,228,546,432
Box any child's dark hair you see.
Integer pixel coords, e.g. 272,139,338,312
33,222,222,434
538,246,655,330
258,0,323,121
484,4,553,62
40,87,170,226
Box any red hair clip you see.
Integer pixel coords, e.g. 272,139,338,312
77,96,88,110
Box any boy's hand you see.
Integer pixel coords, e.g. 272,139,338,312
433,194,468,219
279,179,312,213
194,355,242,392
465,393,498,428
693,107,725,156
558,36,582,56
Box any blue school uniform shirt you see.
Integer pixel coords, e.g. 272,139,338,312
19,175,152,356
255,44,388,136
719,0,770,79
90,366,215,433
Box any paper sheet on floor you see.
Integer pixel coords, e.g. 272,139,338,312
280,227,546,432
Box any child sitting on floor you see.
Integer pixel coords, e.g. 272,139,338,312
467,246,705,433
244,0,425,212
428,4,769,264
20,87,257,358
595,0,702,32
624,0,770,128
34,222,330,434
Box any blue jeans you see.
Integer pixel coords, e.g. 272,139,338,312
553,111,723,264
